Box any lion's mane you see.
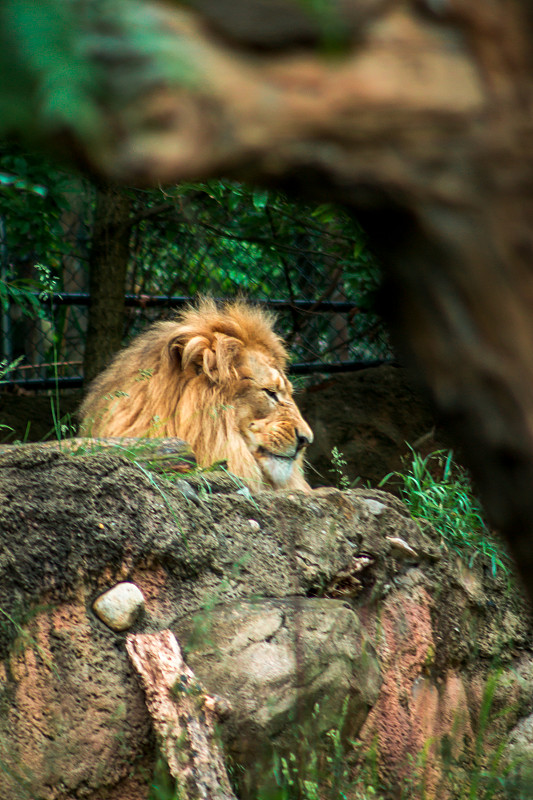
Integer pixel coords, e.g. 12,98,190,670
79,298,311,491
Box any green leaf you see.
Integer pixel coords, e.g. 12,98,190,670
252,188,269,211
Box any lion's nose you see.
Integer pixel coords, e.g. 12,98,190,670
296,431,312,452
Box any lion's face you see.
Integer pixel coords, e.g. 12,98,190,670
232,349,313,489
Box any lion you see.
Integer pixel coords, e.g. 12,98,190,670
79,298,313,491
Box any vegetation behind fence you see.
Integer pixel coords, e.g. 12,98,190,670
0,147,392,390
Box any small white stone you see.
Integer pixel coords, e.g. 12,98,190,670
174,479,199,502
363,498,386,515
248,519,261,532
93,582,145,631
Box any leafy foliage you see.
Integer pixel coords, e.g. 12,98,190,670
0,0,197,143
124,180,386,365
329,446,354,490
0,146,84,272
127,180,378,298
0,0,103,138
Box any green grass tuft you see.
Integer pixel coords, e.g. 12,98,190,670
380,448,509,576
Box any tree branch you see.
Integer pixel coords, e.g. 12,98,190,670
126,630,236,800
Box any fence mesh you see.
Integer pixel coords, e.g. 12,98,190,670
1,184,393,390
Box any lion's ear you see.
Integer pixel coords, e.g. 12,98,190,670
169,334,209,374
169,332,243,382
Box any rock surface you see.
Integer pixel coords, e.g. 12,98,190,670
0,446,531,799
174,596,381,797
298,364,443,487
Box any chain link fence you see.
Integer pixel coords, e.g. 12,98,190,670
1,189,393,391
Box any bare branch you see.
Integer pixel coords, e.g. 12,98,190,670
126,630,236,800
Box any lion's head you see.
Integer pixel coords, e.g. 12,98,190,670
79,298,313,491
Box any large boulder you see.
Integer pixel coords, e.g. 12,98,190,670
174,596,381,797
0,446,531,799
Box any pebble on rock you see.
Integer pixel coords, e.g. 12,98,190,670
93,582,145,631
363,498,386,516
386,536,419,559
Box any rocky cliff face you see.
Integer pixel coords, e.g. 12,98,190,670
0,446,531,799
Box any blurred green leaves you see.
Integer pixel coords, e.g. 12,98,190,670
0,147,80,269
0,0,101,139
0,0,199,146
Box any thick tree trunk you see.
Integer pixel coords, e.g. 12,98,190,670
83,186,132,383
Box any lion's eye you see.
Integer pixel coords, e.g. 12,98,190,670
262,388,278,401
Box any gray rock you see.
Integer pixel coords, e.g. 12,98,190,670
505,712,533,792
363,498,387,515
386,536,418,559
0,449,529,800
173,478,200,502
173,597,381,798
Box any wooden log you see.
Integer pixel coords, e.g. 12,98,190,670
125,630,237,800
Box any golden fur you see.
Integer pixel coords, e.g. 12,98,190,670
79,298,313,491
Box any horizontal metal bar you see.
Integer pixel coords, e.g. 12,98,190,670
289,359,395,374
21,293,360,313
0,376,84,390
